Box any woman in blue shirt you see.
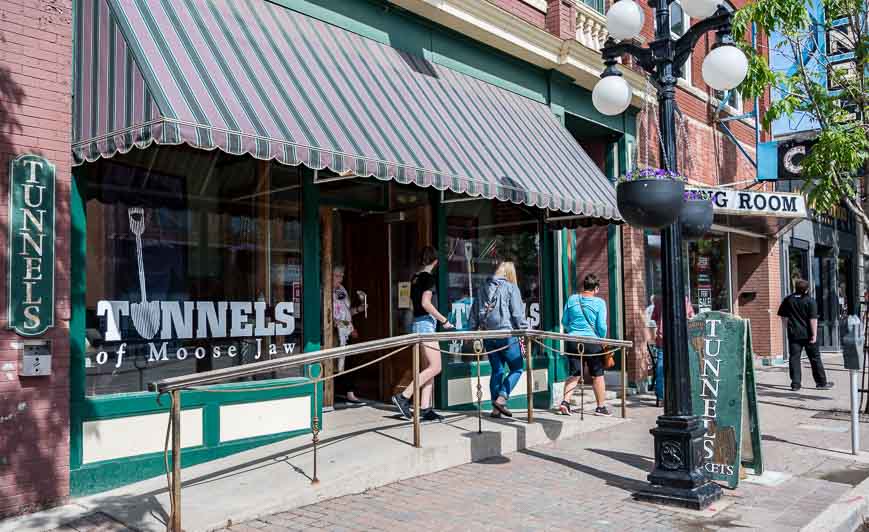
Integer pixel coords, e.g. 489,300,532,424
559,274,611,417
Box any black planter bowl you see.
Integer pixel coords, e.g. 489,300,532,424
680,198,714,239
616,179,685,230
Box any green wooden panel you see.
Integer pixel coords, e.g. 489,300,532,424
70,168,87,470
71,427,311,496
687,311,748,489
741,322,764,474
301,169,322,353
441,356,550,410
71,377,318,496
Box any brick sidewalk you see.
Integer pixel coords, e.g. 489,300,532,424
51,356,869,532
221,358,869,532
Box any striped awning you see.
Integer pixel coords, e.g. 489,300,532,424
73,0,619,219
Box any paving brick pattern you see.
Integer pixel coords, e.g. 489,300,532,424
223,359,866,532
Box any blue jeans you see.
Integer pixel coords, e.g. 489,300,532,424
652,347,664,400
485,337,524,401
411,315,437,333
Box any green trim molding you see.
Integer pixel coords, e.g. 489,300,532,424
70,378,319,496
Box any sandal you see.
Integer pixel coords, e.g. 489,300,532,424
559,400,572,416
490,409,502,418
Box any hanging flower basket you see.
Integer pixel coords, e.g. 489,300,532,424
616,169,686,229
681,189,714,239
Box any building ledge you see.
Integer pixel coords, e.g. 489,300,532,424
389,0,648,109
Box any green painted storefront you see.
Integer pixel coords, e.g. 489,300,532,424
69,0,637,495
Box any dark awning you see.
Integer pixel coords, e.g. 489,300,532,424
73,0,619,219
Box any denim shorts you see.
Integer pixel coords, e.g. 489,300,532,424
411,315,437,334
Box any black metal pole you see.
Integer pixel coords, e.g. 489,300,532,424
632,0,724,510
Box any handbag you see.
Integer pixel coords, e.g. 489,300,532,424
578,299,615,370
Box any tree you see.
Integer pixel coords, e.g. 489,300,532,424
733,0,869,228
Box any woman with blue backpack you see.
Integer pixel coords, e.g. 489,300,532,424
469,261,529,418
559,274,612,417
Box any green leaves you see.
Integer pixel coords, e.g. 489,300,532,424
734,0,868,222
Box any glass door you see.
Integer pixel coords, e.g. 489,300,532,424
813,250,835,349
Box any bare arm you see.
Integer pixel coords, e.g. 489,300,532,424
421,290,450,325
810,318,818,343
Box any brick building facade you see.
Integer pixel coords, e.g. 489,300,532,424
0,0,788,519
0,0,73,518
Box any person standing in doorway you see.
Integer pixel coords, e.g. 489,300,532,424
778,279,834,391
333,265,367,405
469,261,529,418
559,274,611,417
392,246,454,422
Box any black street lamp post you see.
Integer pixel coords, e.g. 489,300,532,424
598,2,740,510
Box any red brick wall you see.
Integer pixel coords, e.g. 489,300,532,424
545,0,575,39
735,238,784,357
490,0,546,29
575,225,610,302
0,0,73,518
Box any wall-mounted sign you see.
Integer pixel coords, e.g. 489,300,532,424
687,187,807,218
688,311,763,488
8,155,55,336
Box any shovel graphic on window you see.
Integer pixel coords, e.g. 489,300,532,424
128,207,161,340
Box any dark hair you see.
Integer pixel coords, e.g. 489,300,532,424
795,279,810,295
583,274,600,291
419,245,438,267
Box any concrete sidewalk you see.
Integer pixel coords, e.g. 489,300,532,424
7,354,869,532
2,400,624,532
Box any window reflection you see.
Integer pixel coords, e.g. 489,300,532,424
81,147,304,395
444,201,540,357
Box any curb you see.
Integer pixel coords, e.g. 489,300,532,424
801,474,869,532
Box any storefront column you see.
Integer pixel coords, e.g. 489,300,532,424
302,170,322,354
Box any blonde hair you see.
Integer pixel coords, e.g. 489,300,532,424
494,261,518,285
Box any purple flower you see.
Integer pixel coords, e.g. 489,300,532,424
618,167,686,183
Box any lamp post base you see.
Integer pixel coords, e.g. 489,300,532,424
634,415,723,510
635,481,723,510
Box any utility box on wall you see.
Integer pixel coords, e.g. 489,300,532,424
19,341,51,377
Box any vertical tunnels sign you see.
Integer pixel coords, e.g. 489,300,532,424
688,311,763,488
8,154,55,336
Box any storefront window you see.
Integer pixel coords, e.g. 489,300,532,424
80,147,304,396
444,201,541,346
644,232,730,320
687,236,730,314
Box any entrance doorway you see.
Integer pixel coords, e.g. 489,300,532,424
322,184,432,404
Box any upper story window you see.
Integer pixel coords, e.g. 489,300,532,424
657,1,692,82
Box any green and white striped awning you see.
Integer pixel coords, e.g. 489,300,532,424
73,0,620,219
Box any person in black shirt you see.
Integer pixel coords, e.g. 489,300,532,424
392,246,453,422
777,279,833,391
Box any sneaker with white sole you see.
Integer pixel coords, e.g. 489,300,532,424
392,394,412,419
594,406,613,417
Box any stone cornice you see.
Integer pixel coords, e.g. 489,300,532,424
388,0,648,108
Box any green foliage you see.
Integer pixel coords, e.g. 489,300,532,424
734,0,868,223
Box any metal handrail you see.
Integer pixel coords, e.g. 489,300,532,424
149,329,631,393
155,329,633,532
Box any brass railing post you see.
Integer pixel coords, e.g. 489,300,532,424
413,342,421,448
170,390,182,532
474,340,483,434
525,335,534,423
311,364,321,484
621,348,627,419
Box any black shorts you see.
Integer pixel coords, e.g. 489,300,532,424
567,342,605,378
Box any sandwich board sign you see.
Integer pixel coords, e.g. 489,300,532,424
688,311,763,488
